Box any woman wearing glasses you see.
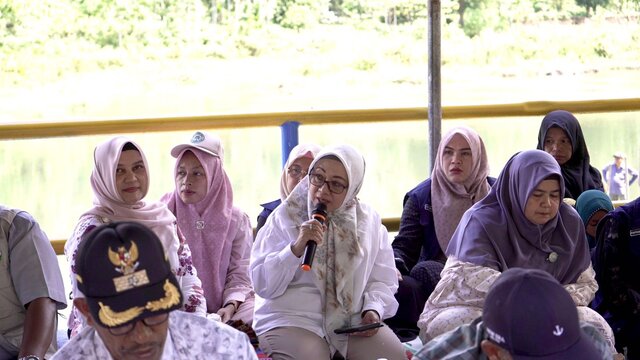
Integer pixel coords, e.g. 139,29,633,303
161,131,255,325
251,144,406,360
256,143,321,233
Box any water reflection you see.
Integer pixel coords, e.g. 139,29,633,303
1,112,639,241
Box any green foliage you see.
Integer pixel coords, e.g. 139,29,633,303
273,0,329,29
460,0,502,37
593,42,610,58
353,58,377,70
394,0,428,24
1,0,639,87
0,1,17,36
280,3,317,29
575,0,611,15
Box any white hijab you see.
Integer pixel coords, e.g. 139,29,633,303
279,143,321,201
284,144,366,356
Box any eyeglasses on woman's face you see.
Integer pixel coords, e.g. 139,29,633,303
107,313,169,336
309,172,348,194
287,165,308,179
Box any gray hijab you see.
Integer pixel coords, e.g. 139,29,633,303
446,150,590,284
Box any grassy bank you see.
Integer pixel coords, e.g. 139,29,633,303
2,17,640,240
1,19,639,122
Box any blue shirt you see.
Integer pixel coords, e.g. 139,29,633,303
601,163,638,196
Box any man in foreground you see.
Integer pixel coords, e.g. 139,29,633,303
53,221,257,360
414,267,616,360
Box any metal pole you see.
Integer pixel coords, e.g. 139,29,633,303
280,121,300,167
624,156,629,200
428,0,442,173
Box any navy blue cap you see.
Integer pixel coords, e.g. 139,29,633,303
483,268,600,360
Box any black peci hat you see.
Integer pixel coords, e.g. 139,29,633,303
75,221,183,329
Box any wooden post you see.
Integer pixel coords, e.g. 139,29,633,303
428,0,442,173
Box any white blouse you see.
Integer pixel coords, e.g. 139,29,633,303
250,201,399,338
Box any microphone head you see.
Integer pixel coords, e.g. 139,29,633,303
312,203,327,224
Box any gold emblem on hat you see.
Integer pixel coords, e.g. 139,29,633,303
108,241,139,275
97,280,180,327
98,302,144,327
146,279,181,311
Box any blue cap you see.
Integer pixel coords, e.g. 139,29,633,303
483,268,601,360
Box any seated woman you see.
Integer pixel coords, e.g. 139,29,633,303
161,131,254,324
592,196,640,358
251,144,406,360
418,150,615,352
386,126,493,341
256,143,321,233
536,110,603,200
65,136,206,337
575,189,614,249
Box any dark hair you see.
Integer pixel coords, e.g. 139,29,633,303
544,174,562,182
122,142,139,152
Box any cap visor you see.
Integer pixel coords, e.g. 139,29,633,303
84,274,182,329
512,333,603,360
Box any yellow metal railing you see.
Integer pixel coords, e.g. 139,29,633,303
3,98,639,141
3,98,637,254
49,217,402,255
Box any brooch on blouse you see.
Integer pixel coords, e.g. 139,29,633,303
195,220,205,230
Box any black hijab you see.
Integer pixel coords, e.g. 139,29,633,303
536,110,603,199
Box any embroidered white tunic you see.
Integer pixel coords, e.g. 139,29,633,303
51,312,258,360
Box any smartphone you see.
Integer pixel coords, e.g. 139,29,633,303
333,322,383,334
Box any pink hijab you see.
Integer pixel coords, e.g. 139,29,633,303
279,143,322,201
83,136,179,269
431,126,491,252
161,145,235,311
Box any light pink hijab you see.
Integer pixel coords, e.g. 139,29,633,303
279,143,322,201
431,126,491,252
161,146,235,311
83,136,179,269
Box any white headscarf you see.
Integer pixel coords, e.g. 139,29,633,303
279,143,321,201
284,144,366,356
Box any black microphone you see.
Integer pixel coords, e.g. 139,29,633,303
301,203,327,271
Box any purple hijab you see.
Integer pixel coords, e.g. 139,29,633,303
536,110,603,199
446,150,591,284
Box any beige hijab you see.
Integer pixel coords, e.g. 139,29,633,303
431,126,491,252
83,136,180,270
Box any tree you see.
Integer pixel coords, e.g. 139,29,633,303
575,0,610,15
273,0,329,28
